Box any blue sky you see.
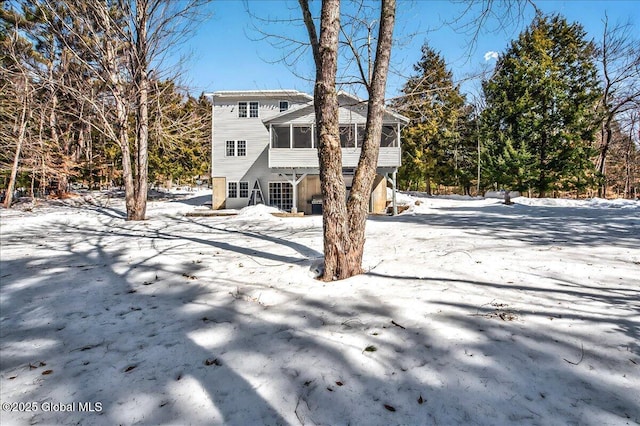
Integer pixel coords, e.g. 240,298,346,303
179,0,639,99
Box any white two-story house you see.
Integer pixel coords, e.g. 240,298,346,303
209,89,408,215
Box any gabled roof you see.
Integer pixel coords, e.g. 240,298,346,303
262,101,314,124
262,90,409,125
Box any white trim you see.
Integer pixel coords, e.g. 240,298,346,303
213,90,313,101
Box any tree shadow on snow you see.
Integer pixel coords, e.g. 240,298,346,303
1,210,638,425
372,202,640,249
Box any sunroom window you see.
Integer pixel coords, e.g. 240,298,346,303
273,126,290,148
293,126,313,148
381,125,397,147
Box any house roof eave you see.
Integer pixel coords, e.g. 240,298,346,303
212,90,313,101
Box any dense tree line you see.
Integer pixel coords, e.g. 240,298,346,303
0,0,210,218
396,12,639,198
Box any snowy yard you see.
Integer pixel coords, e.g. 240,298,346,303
1,191,638,425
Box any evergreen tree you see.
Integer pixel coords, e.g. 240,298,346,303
481,14,601,196
393,43,468,193
147,82,210,187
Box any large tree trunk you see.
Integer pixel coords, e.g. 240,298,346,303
300,0,396,280
303,0,352,280
346,0,396,270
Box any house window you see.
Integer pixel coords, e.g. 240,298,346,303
239,181,249,198
225,140,247,157
273,126,291,148
381,125,397,147
238,101,258,118
237,140,246,156
228,181,249,198
228,182,238,198
340,125,356,148
249,101,259,118
269,182,293,211
293,126,313,148
238,102,247,118
357,124,366,146
226,140,236,156
279,101,289,112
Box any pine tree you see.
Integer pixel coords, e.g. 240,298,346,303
147,81,210,187
481,14,601,196
393,43,467,193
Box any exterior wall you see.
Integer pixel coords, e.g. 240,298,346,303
298,175,321,215
370,174,387,214
269,147,401,168
212,177,226,209
212,93,309,210
211,90,405,213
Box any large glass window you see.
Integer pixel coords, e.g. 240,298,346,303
249,101,259,118
340,125,356,148
381,125,397,147
269,182,293,211
273,126,291,148
293,126,313,148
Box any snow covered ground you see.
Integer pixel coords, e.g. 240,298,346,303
1,191,638,425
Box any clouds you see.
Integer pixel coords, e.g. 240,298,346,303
484,51,499,61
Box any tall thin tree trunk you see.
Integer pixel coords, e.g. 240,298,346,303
4,78,29,209
596,118,613,198
131,0,150,220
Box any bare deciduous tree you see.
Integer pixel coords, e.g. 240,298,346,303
595,14,640,197
299,0,395,280
33,0,209,219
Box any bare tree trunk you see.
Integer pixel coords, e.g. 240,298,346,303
300,0,352,280
130,0,150,220
300,0,396,280
346,0,396,270
596,117,613,198
624,112,637,199
4,78,29,209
